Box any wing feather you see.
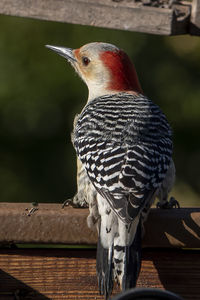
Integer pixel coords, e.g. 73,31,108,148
73,93,172,223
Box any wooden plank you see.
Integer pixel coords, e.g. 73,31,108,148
190,0,200,34
0,203,200,248
0,0,190,35
0,248,199,299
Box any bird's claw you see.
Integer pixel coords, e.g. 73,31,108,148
62,198,75,208
156,196,180,209
62,195,88,209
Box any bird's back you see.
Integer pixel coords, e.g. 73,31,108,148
73,92,173,223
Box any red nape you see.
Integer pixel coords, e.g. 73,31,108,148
100,50,143,94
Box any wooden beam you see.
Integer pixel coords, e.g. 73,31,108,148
0,248,199,300
0,0,191,35
0,203,200,248
190,0,200,34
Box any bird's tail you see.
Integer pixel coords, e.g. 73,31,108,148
122,218,142,290
96,210,142,299
113,216,142,291
96,237,113,299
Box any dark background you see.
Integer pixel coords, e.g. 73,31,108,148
0,15,200,206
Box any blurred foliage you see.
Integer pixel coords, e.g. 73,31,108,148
0,15,200,206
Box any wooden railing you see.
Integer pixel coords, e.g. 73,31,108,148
0,203,199,299
0,0,200,35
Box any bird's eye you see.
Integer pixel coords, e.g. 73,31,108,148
82,56,90,66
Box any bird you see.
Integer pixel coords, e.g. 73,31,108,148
46,42,174,299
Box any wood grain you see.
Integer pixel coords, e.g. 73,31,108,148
0,203,200,249
0,0,191,35
191,0,200,34
0,248,199,299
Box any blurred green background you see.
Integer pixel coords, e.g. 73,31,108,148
0,14,200,206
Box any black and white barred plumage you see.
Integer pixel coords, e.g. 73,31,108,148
73,93,172,223
72,92,173,297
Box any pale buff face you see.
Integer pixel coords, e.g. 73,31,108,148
72,42,120,101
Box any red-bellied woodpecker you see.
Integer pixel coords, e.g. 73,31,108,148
46,42,174,299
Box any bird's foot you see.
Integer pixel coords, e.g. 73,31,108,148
156,196,180,209
62,198,74,208
62,194,88,209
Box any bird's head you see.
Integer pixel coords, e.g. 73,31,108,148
46,42,143,101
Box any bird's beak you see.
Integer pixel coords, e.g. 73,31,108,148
46,45,77,63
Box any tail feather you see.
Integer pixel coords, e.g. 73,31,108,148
96,194,117,298
122,218,142,290
96,237,113,299
96,194,142,298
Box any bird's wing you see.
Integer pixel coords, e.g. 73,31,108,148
73,93,172,223
78,140,162,223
